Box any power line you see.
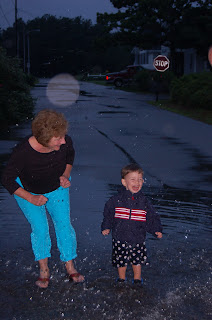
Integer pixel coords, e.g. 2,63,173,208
0,4,11,27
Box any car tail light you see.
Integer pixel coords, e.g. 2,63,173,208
106,76,109,80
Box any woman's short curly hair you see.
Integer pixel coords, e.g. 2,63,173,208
32,109,68,146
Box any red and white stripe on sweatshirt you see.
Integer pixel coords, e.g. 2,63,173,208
115,207,146,221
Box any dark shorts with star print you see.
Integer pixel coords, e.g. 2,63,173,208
112,239,148,268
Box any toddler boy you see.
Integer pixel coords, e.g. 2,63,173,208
101,163,162,284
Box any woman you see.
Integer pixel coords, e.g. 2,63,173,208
1,109,84,288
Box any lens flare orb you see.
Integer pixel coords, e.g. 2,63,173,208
46,73,80,107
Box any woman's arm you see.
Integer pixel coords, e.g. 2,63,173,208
59,164,73,188
62,164,73,179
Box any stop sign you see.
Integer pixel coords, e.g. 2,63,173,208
153,55,170,72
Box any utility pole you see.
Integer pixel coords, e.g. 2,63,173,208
15,0,19,57
27,32,30,74
23,26,26,72
26,29,40,74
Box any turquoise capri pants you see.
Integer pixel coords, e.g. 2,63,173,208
14,177,77,262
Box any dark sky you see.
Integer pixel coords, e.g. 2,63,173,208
0,0,117,29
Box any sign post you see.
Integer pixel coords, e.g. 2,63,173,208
152,55,170,101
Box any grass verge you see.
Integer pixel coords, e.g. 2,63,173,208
149,100,212,125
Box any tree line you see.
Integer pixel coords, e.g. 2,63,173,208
97,0,212,65
0,1,211,124
0,15,133,77
0,1,211,77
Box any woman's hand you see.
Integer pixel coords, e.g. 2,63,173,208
29,194,48,206
60,175,71,188
14,187,48,206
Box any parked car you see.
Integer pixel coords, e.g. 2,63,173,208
105,65,145,87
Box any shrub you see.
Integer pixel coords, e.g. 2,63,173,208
135,69,176,93
0,47,35,125
7,91,35,123
135,69,152,91
25,74,38,87
170,72,212,110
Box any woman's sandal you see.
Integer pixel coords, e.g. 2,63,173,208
36,277,50,288
69,272,84,283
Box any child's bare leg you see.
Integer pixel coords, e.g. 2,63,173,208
118,266,127,280
132,264,141,280
35,257,50,288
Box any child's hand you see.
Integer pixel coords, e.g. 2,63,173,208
102,229,110,236
155,232,162,239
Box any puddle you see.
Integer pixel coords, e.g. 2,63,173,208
80,90,100,98
106,105,124,109
98,111,132,114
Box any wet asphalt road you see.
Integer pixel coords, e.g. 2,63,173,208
0,79,212,320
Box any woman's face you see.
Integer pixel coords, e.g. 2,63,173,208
46,136,66,151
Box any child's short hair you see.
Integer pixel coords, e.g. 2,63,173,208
121,163,144,179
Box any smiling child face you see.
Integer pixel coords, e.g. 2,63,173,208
121,171,144,194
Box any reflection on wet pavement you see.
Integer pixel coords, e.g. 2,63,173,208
106,105,124,109
98,111,131,114
80,90,102,98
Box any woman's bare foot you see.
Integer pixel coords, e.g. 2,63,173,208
66,260,84,283
35,267,50,288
